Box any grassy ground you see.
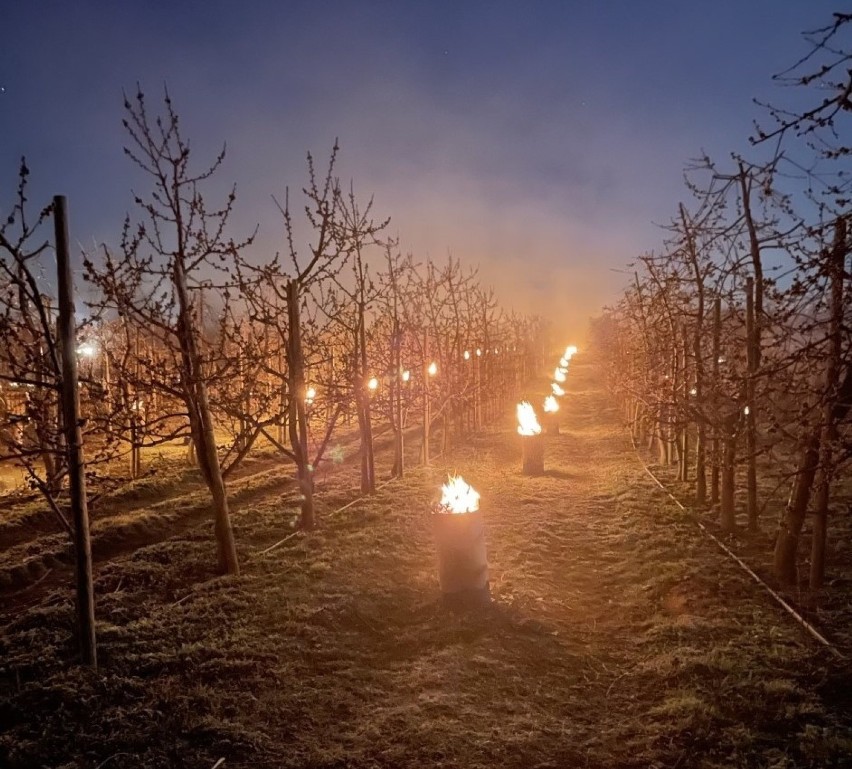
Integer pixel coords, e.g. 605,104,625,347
1,357,850,768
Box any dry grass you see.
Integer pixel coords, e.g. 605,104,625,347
1,358,850,768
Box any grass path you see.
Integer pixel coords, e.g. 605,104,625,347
1,356,849,768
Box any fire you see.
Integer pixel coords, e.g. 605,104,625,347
554,367,566,383
427,361,438,376
516,401,542,436
559,356,568,368
439,475,480,514
551,382,565,397
543,395,559,413
565,345,578,358
305,386,317,405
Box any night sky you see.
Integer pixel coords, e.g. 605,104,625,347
0,1,838,336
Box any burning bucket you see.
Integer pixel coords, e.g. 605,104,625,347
517,401,545,475
521,433,545,474
543,395,560,436
432,476,490,605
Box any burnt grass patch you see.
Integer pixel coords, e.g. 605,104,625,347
1,358,850,768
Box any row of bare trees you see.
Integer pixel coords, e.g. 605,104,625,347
595,12,852,592
0,89,547,666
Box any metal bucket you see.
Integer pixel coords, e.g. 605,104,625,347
521,433,545,475
432,509,490,606
544,413,560,436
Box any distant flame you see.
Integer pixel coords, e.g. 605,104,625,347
565,345,578,358
543,395,559,413
439,475,480,514
554,367,566,383
551,383,565,397
305,386,317,405
559,356,568,368
517,401,542,436
427,361,438,376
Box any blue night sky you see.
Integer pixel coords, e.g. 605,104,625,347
0,1,840,336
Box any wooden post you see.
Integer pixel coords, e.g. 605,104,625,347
679,326,690,482
54,195,97,669
421,333,431,465
710,296,721,506
745,276,758,531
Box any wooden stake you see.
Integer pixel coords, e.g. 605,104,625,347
54,195,97,669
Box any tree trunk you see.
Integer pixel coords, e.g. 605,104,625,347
809,217,847,589
180,303,239,574
286,280,314,530
720,413,738,535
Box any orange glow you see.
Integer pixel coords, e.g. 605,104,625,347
439,475,480,514
368,377,379,391
551,382,565,397
516,401,542,436
554,367,566,383
543,395,559,413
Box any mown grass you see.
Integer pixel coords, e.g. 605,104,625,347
0,358,849,768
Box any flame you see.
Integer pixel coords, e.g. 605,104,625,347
439,475,480,514
401,370,410,382
427,361,438,376
305,386,317,405
517,401,542,436
554,367,566,383
367,377,379,391
543,395,559,413
551,382,565,397
565,345,578,358
559,356,568,368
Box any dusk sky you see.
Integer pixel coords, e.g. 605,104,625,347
1,1,839,337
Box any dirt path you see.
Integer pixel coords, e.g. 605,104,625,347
1,355,848,768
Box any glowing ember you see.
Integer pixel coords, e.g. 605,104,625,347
367,377,379,391
305,386,317,405
463,350,470,360
401,370,410,382
543,395,559,413
516,401,542,436
427,361,438,376
554,367,566,383
551,382,565,397
439,475,480,514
